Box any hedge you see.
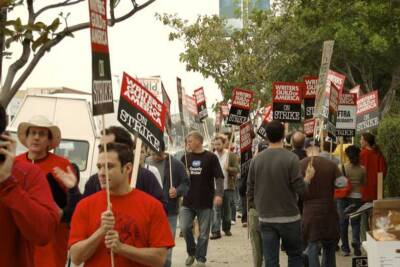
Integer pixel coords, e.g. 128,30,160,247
377,115,400,197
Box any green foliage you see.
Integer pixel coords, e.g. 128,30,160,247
377,115,400,197
159,0,400,110
2,16,62,51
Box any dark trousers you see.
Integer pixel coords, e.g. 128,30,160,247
260,220,303,267
337,198,362,252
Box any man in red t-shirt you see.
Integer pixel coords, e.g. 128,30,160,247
15,115,79,267
69,142,174,267
0,104,59,267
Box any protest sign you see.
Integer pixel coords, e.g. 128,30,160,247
356,91,380,133
138,76,162,101
304,118,317,137
327,70,346,95
220,103,230,118
227,88,254,125
161,82,172,139
350,85,361,98
257,105,272,139
194,87,208,121
240,121,253,176
177,77,185,126
89,0,113,116
272,82,302,122
118,72,166,152
326,83,340,137
336,93,357,137
304,76,318,120
314,40,334,119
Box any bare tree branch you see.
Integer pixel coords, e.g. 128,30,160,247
34,0,85,20
1,0,158,106
345,62,356,87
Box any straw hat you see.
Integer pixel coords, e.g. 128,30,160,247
17,115,61,150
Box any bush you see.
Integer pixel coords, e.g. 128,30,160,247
377,115,400,197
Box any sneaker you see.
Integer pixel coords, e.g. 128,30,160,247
341,250,350,257
231,220,236,225
210,232,221,240
185,256,195,266
196,262,206,267
224,231,232,236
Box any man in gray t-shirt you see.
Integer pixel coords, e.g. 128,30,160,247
247,120,314,267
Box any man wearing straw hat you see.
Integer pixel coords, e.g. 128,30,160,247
15,115,80,267
69,142,175,266
0,104,59,267
146,139,190,267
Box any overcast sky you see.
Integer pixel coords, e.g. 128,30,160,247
5,0,222,114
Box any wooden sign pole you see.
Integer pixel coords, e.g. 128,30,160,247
377,172,384,200
167,137,173,188
101,115,115,267
130,137,142,188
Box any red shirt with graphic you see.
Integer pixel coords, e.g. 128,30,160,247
15,152,73,267
69,189,175,267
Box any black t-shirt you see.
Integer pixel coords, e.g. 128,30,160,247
182,150,224,209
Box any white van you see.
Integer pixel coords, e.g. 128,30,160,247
7,94,102,191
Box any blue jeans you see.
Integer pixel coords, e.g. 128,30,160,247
306,240,336,267
222,190,235,232
164,214,178,267
260,220,303,267
337,198,361,252
180,206,212,263
211,204,222,234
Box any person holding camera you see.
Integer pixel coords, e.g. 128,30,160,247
0,104,59,267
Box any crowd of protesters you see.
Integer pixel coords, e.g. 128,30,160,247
0,100,387,267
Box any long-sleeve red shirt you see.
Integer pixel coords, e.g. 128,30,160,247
360,148,387,202
0,161,59,267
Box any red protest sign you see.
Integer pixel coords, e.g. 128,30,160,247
89,0,113,116
304,76,318,120
357,91,379,115
257,105,273,139
272,82,302,122
304,76,318,98
327,70,346,95
304,118,316,137
118,72,166,152
227,88,254,125
220,103,230,118
240,121,253,177
356,90,380,133
194,87,208,121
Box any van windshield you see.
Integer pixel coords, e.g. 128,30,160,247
54,140,89,171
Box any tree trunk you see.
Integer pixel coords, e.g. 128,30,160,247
381,65,400,117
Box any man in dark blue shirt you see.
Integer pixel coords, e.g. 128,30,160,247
81,126,167,210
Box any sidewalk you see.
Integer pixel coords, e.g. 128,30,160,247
171,221,354,267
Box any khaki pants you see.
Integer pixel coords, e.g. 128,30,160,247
248,208,263,267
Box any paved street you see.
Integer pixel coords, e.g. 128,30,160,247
172,221,354,267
